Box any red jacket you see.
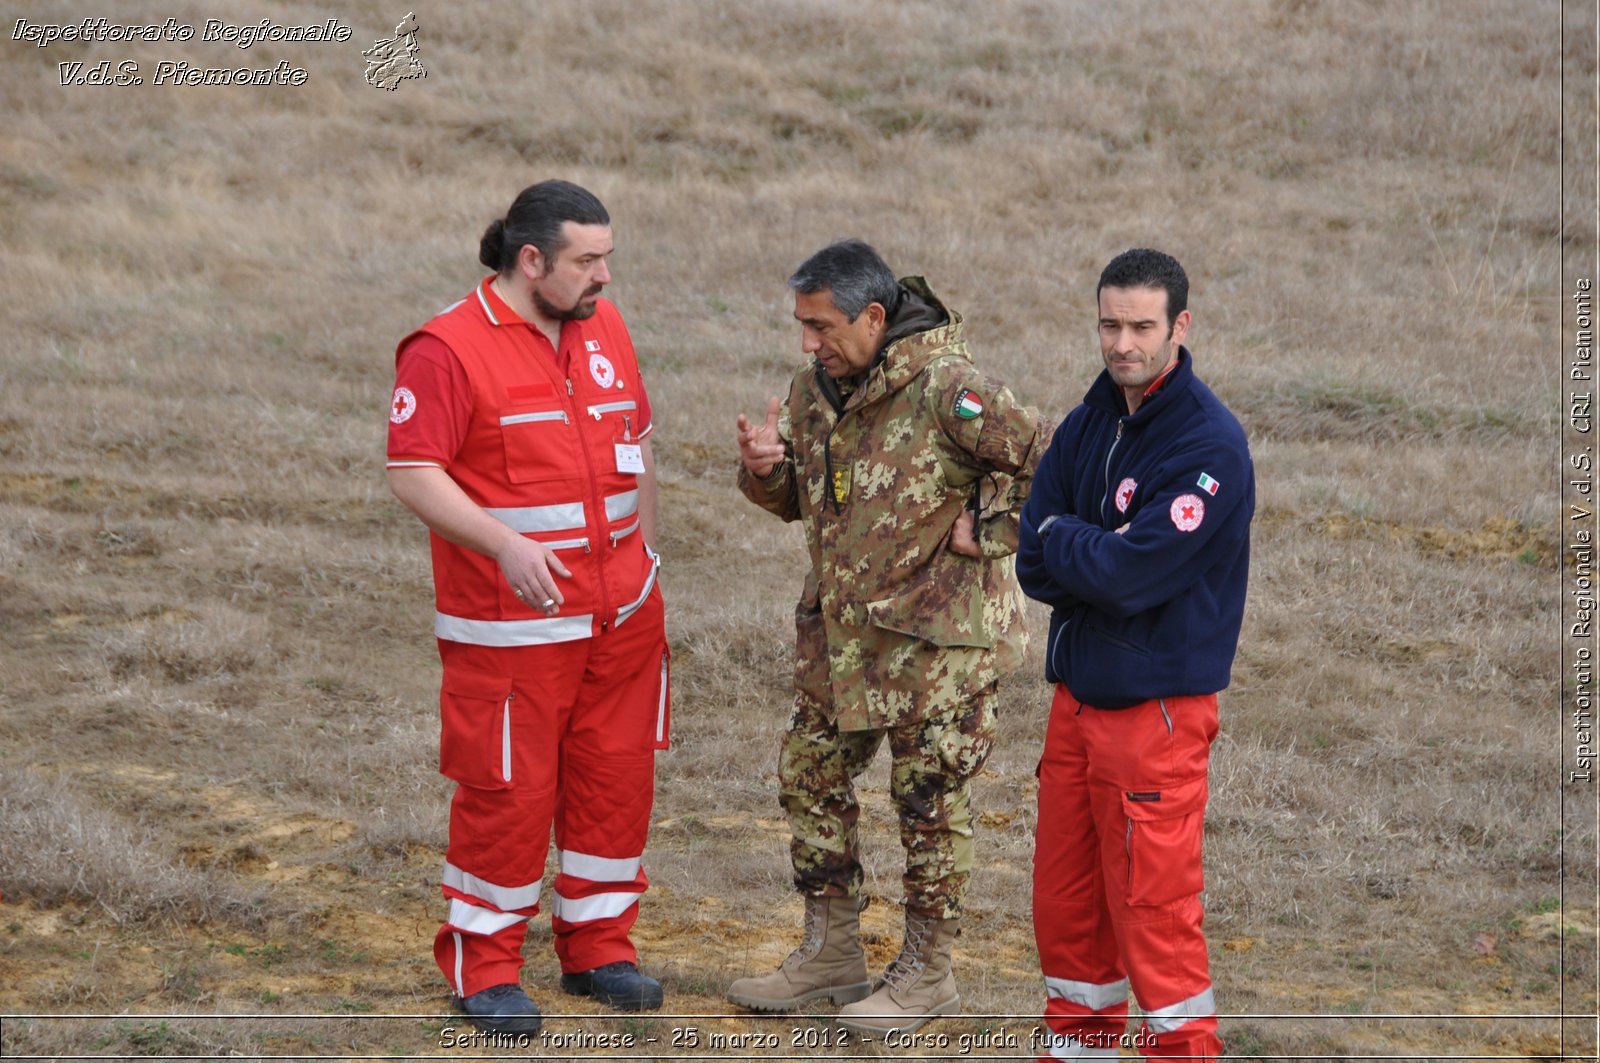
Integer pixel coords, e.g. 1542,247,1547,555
398,280,658,646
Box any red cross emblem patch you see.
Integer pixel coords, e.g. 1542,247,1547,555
390,386,416,424
1170,493,1204,532
1115,477,1138,514
589,352,616,389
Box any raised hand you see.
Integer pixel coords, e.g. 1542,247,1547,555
737,396,785,478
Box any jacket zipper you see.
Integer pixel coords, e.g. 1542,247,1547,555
587,400,637,419
1098,420,1124,523
566,377,612,630
499,409,568,426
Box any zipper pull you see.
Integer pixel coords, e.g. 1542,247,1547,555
591,407,604,421
566,380,574,397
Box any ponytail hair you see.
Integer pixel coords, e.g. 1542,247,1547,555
478,180,610,275
478,218,509,271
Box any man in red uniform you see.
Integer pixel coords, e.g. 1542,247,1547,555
387,180,669,1033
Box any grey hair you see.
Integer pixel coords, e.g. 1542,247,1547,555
787,238,900,322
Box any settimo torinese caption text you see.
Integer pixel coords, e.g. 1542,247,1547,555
12,17,353,86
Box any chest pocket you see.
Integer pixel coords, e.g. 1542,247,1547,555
500,406,579,485
584,398,639,442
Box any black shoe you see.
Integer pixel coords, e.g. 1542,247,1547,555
560,961,664,1011
455,982,542,1034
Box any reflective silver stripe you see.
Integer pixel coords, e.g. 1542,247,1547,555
448,898,526,937
560,849,642,883
484,501,586,533
605,489,639,522
435,611,592,647
1046,1033,1119,1061
386,459,445,469
442,862,541,910
474,283,499,325
1143,986,1216,1033
655,653,668,744
552,888,641,924
501,697,512,783
451,932,464,995
609,518,640,545
500,410,565,426
613,549,659,627
1045,976,1129,1011
542,537,589,552
586,400,637,418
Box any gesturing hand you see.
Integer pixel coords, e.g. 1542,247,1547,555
737,396,785,478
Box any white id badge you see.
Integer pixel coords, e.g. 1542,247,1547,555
615,443,646,474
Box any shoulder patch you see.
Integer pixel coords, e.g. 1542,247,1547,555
390,387,416,424
1171,493,1205,532
953,388,984,420
1197,472,1220,495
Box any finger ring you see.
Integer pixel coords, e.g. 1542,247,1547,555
513,589,525,600
541,598,556,609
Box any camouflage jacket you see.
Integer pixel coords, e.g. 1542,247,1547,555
739,278,1050,731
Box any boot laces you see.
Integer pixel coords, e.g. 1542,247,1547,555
881,915,933,991
785,899,825,965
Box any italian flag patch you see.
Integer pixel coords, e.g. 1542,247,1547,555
1197,472,1220,495
954,388,984,420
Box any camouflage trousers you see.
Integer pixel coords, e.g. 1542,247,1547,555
778,684,998,920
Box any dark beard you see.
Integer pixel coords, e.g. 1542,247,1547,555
533,286,601,322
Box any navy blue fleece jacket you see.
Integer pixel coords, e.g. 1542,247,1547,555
1018,348,1254,708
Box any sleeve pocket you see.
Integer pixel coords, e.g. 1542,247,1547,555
438,668,515,790
1121,774,1208,907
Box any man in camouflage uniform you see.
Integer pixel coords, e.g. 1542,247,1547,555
729,239,1049,1034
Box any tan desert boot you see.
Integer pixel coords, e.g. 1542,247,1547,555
835,911,960,1034
727,895,871,1010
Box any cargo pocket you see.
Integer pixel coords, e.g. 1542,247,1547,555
864,555,993,649
438,669,515,790
1122,774,1208,907
931,689,998,781
651,647,671,751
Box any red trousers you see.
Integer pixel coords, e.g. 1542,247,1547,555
1034,686,1221,1061
432,587,668,996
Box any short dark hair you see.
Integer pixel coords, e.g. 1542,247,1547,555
1097,248,1189,327
787,238,900,322
479,180,610,274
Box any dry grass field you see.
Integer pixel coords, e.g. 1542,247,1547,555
0,0,1591,1059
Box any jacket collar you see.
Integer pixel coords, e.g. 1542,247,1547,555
1084,346,1196,423
816,276,964,414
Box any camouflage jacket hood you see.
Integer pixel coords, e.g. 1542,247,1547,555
740,277,1050,730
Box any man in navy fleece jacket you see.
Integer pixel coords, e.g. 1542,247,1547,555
1017,248,1253,1063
